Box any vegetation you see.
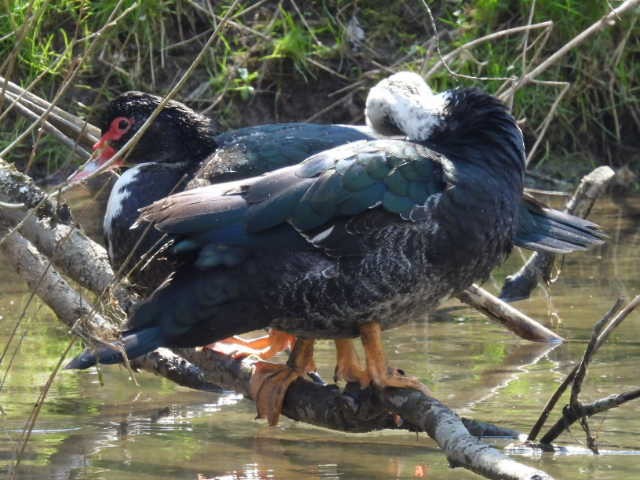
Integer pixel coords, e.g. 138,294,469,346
1,0,638,182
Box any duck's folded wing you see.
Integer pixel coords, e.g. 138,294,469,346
513,193,606,253
206,123,377,181
138,140,448,264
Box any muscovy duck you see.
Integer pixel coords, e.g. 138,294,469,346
70,94,377,359
68,76,605,425
70,92,376,293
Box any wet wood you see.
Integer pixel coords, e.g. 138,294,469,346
457,284,563,343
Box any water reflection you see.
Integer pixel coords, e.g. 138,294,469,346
1,196,639,480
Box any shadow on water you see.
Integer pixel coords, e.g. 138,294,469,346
1,195,639,479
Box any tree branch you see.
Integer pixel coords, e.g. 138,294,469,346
457,284,563,342
538,295,640,446
176,348,550,480
506,0,640,94
0,158,131,308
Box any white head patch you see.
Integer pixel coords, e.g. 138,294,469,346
365,71,448,141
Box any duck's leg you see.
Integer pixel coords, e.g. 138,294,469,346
250,338,315,426
205,329,296,359
360,322,430,395
333,339,369,388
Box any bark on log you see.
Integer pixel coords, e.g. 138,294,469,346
500,166,615,302
0,158,131,309
177,349,551,480
0,224,116,336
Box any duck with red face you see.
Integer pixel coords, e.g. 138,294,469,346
68,91,376,359
69,91,377,290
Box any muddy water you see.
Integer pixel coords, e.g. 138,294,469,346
1,195,639,480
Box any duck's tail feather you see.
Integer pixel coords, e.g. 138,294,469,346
514,196,606,254
65,327,163,370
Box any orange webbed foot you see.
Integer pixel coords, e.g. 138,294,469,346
205,329,296,360
250,362,302,425
248,338,316,425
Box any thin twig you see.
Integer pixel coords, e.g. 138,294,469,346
0,1,136,159
530,296,640,445
504,0,640,96
527,299,624,441
5,95,92,160
66,0,242,188
422,16,553,80
523,81,570,166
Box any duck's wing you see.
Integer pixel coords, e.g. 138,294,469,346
198,123,377,184
138,139,449,265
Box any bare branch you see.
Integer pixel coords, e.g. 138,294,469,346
523,81,570,166
531,296,640,445
457,284,564,343
0,226,115,336
424,21,553,80
527,299,624,441
178,348,552,480
0,158,130,306
0,79,100,144
0,1,138,159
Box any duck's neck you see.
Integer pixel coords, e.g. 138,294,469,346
176,114,218,163
104,162,192,260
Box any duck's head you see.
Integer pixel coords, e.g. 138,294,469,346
366,72,524,169
365,71,449,141
69,91,217,182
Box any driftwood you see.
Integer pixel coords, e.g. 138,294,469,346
1,159,559,480
500,166,615,302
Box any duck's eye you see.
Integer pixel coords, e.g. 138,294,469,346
109,116,132,135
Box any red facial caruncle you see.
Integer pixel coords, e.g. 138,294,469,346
93,116,134,161
68,116,134,182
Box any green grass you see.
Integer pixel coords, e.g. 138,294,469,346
1,0,639,182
